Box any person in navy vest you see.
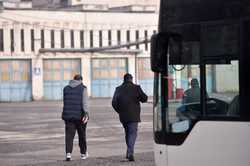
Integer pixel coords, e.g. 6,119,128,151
62,74,89,161
112,73,148,161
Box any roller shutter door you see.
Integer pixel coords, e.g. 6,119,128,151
0,60,32,102
91,58,127,97
43,59,81,100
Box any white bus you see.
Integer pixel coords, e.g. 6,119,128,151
150,0,250,166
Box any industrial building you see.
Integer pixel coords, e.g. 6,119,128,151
0,7,158,101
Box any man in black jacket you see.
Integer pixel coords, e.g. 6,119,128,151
112,73,148,161
62,74,89,161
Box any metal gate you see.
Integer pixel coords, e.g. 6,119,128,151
137,58,154,96
91,58,127,97
43,59,81,100
0,60,32,102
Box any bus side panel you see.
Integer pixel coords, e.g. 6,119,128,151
167,121,250,166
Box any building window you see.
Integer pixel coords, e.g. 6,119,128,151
99,30,102,47
70,30,74,48
31,29,34,51
0,29,3,51
144,30,148,51
117,30,121,45
51,30,55,48
136,30,139,49
90,30,93,48
41,29,44,48
21,29,25,52
61,30,65,48
108,30,112,46
11,29,14,52
126,30,130,49
80,30,84,48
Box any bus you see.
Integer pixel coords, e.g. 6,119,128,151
150,0,250,166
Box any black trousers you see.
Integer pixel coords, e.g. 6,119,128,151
65,120,87,154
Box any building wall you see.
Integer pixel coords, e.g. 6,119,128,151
0,9,157,101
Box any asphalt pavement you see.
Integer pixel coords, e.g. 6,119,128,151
0,99,155,166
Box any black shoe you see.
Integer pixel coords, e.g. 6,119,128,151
128,155,135,162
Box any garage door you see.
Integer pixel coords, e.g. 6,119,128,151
0,60,32,102
137,58,154,96
43,59,81,100
91,58,127,97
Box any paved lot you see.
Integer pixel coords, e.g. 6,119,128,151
0,99,155,166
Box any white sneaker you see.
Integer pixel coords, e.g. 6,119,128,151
66,153,71,161
80,152,88,160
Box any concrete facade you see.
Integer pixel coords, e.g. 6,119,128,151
0,9,158,101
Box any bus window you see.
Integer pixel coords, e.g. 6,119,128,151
206,61,239,117
168,65,201,133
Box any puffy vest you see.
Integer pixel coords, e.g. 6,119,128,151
62,84,85,121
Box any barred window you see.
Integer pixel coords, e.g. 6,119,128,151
31,29,34,51
21,29,25,52
0,29,3,51
41,30,44,48
90,30,93,48
11,29,14,52
126,30,130,49
70,30,74,48
61,30,65,48
136,30,139,49
99,30,102,47
108,30,112,46
144,30,148,51
80,30,84,48
117,30,121,45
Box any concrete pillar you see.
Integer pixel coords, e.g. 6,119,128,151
54,29,60,48
13,23,21,54
128,55,137,84
120,28,126,47
74,30,80,48
102,29,109,47
44,29,51,49
64,29,70,48
130,28,136,50
93,29,99,48
81,55,91,96
84,30,90,48
24,25,31,53
34,27,41,53
3,25,11,54
32,57,43,100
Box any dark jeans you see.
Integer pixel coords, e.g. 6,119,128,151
122,122,138,156
65,120,87,154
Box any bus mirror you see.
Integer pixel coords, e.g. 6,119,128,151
150,33,169,73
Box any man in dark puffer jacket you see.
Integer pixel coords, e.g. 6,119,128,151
62,74,89,161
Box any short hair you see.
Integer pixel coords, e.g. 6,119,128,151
73,74,83,81
124,73,133,82
191,78,199,87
